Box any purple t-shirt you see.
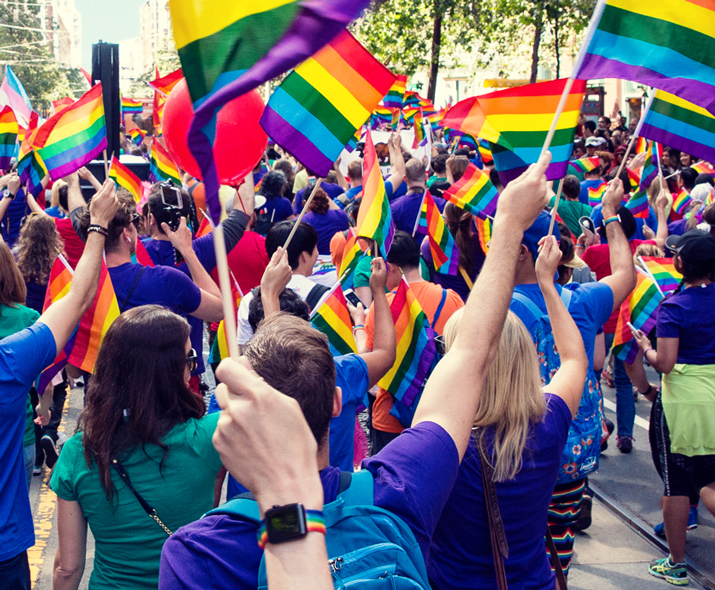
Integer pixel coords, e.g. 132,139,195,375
303,209,350,255
293,182,345,214
390,191,446,237
158,422,459,590
657,283,715,365
428,394,572,590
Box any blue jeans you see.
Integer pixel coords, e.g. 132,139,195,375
0,550,30,590
604,332,635,438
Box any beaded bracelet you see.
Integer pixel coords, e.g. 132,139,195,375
256,509,326,550
87,224,108,237
603,215,619,227
353,324,366,332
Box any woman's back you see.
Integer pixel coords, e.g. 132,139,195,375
428,394,572,590
51,413,221,590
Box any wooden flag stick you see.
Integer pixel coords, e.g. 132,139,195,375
213,225,240,361
103,149,109,179
540,77,576,158
547,181,564,236
411,191,427,237
283,178,323,251
614,132,638,181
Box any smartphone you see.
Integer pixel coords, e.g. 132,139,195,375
344,289,364,309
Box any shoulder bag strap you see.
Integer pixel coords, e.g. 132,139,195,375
112,459,173,536
431,288,449,331
458,266,474,291
475,428,509,590
120,266,145,313
546,526,568,590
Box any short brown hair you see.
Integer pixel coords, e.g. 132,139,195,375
0,242,27,307
244,313,336,444
78,190,136,252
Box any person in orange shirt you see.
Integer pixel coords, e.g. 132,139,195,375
365,231,464,453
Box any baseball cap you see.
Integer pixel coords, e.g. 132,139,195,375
522,212,561,261
585,137,606,147
665,229,715,263
598,205,636,241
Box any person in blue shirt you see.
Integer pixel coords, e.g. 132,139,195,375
255,171,295,236
579,165,603,205
0,180,118,590
334,160,363,209
508,179,636,576
391,158,446,237
0,173,29,248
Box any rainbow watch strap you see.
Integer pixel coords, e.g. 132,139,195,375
257,509,325,549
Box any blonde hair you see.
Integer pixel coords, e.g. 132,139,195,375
50,179,67,209
443,309,545,482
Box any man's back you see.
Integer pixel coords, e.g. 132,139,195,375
390,192,446,236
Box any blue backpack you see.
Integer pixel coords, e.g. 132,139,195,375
511,289,572,385
205,470,431,589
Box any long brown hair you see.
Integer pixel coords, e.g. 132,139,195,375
78,306,205,500
16,215,64,285
0,242,27,308
444,202,475,276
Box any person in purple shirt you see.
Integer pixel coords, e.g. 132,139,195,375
391,158,446,238
428,236,588,590
302,187,350,255
255,171,295,236
157,153,554,590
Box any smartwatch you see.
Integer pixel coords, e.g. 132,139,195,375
257,503,325,548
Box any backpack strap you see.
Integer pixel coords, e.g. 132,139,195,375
431,288,449,331
560,287,573,311
334,469,374,507
120,266,145,313
511,292,544,324
203,495,261,523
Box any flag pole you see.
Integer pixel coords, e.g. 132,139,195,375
547,181,564,236
103,149,109,179
283,178,323,251
614,132,638,180
213,225,240,360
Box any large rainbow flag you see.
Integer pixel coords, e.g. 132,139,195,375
419,191,460,276
573,0,715,115
310,283,357,356
149,139,181,185
31,84,107,180
109,157,143,203
485,78,587,185
443,162,499,217
638,90,715,164
378,278,436,416
0,106,18,170
261,31,395,178
355,130,394,258
170,0,369,224
382,74,406,109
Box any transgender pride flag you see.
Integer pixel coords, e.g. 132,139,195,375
0,65,31,126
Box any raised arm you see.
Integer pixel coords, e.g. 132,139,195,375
598,178,637,311
536,236,588,415
260,247,293,317
65,172,87,214
78,166,102,191
412,152,552,459
386,132,405,193
653,188,669,250
39,181,119,354
0,173,21,222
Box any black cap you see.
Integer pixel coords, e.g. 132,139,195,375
666,230,715,263
599,205,636,241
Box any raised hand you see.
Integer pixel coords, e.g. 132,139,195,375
495,151,551,232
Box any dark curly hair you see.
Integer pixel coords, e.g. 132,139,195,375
16,214,64,285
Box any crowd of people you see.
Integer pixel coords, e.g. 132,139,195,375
0,110,714,590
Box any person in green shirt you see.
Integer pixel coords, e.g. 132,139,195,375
549,175,592,238
426,153,448,189
51,306,222,590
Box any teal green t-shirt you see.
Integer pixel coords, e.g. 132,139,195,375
353,254,374,288
0,303,41,449
50,413,221,590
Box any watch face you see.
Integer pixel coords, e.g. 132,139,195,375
265,503,307,543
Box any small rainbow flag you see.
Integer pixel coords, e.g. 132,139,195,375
691,160,715,175
419,190,459,276
310,283,357,356
149,139,181,185
476,215,492,254
0,106,18,170
260,30,395,178
338,229,363,289
641,256,682,294
148,68,184,96
412,109,426,149
16,111,46,198
588,181,608,207
626,168,641,193
443,162,499,217
382,74,406,109
355,130,394,258
196,214,214,238
109,157,143,203
568,155,600,178
625,188,649,218
639,140,662,191
32,84,107,180
378,278,436,414
635,137,648,154
672,187,692,216
209,275,242,364
122,97,143,116
128,128,146,146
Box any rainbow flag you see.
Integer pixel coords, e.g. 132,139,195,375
309,283,357,356
625,188,649,218
639,90,715,164
573,0,715,115
485,78,587,186
209,275,242,363
612,272,664,364
109,157,143,203
635,137,648,154
478,138,493,165
382,74,406,109
170,0,369,224
672,187,692,216
148,68,184,96
51,97,74,116
0,65,31,126
412,109,426,148
338,229,363,289
262,32,395,178
419,190,459,275
196,214,214,237
0,106,18,170
31,84,107,180
16,112,46,198
443,162,499,217
122,97,143,116
641,256,682,294
588,181,608,207
149,139,181,185
378,278,436,412
442,97,504,146
355,130,394,258
691,160,715,175
132,239,156,267
626,167,641,193
476,215,492,254
639,140,661,191
427,108,445,131
128,128,146,146
403,90,432,109
568,155,600,178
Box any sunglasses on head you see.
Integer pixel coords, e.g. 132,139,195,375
186,348,197,372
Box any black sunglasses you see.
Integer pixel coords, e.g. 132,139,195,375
186,348,197,372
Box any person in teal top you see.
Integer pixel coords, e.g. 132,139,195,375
50,306,223,590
